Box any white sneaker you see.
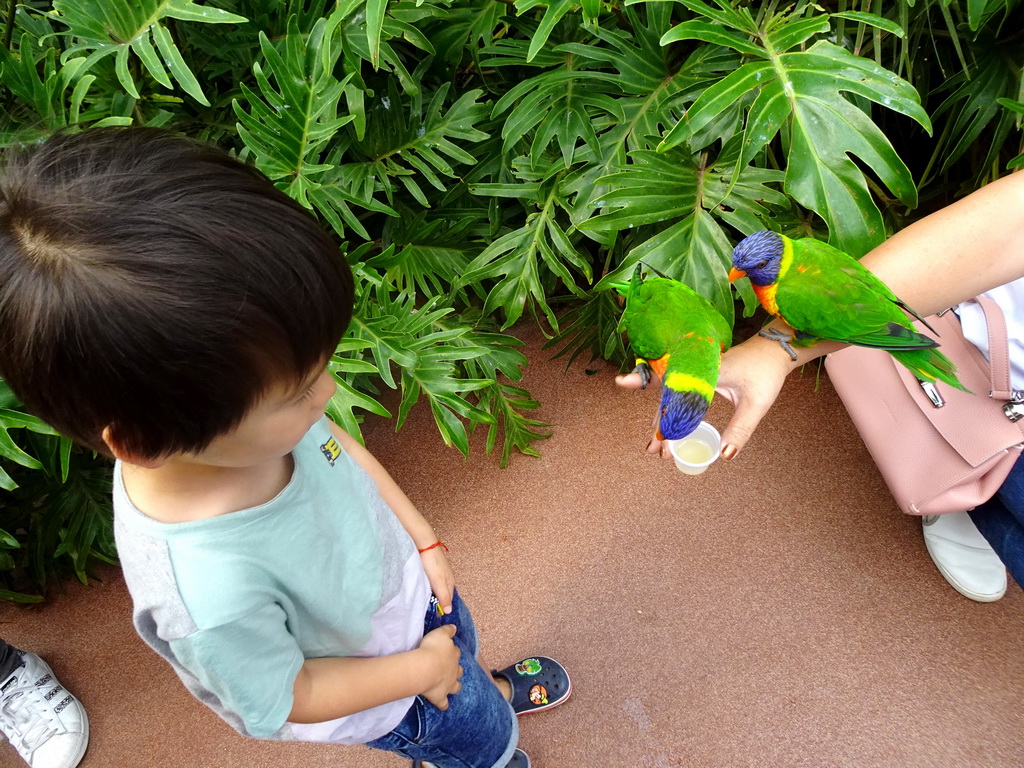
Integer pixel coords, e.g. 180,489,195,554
922,513,1007,602
0,652,89,768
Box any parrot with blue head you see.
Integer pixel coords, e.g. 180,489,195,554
729,230,966,391
617,265,732,440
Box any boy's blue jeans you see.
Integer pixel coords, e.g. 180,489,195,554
366,589,518,768
970,455,1024,589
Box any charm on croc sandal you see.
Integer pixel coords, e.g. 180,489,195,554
493,655,572,716
515,659,542,676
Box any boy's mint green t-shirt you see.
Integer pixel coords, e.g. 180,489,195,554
113,417,431,743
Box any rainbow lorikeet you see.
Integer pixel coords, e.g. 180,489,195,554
617,266,732,440
729,230,967,391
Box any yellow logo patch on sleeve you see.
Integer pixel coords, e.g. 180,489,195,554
320,437,341,465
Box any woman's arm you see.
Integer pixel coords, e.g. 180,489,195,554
715,171,1024,459
860,171,1024,313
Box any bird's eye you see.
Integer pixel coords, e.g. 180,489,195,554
756,259,769,269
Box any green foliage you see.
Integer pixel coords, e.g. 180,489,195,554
1,0,1022,599
0,383,115,601
54,0,247,105
660,3,931,255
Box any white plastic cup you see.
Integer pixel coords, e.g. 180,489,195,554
668,421,722,475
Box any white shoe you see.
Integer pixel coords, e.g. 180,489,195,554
0,652,89,768
922,513,1007,602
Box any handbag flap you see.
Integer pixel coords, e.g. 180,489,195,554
888,311,1024,467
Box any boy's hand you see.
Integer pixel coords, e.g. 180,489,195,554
421,547,456,614
418,624,462,710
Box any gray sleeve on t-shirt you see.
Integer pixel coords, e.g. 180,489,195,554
114,514,297,740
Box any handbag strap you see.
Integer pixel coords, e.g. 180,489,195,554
968,295,1014,401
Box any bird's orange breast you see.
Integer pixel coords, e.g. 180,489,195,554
752,282,780,316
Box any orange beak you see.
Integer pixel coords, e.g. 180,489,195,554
728,267,746,283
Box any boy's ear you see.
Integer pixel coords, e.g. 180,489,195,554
101,426,166,469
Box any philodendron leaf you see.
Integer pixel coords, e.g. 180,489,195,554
55,0,247,106
830,11,905,38
324,338,391,445
347,83,489,211
458,186,592,331
346,283,500,456
515,0,575,63
452,328,550,466
0,588,44,604
388,300,496,456
930,46,1019,176
593,207,738,325
966,0,1009,31
544,289,629,372
349,290,421,390
366,0,387,68
234,18,353,191
998,98,1024,171
0,31,84,131
366,224,474,300
491,69,622,167
581,148,770,322
0,409,61,490
474,382,550,466
661,5,931,257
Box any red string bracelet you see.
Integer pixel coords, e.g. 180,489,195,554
418,540,449,554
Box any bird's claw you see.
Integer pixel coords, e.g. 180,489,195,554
758,328,798,361
631,360,652,389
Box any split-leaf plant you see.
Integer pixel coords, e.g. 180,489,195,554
0,0,1021,599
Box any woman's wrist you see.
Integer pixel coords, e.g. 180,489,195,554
755,321,839,371
749,321,804,371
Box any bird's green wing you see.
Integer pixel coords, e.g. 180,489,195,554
621,281,669,361
775,242,936,350
622,277,730,367
708,304,732,352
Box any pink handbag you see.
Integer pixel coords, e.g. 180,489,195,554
824,296,1024,516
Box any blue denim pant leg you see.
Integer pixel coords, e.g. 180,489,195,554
366,589,518,768
969,455,1024,590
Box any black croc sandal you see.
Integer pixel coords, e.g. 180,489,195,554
492,656,572,715
413,749,529,768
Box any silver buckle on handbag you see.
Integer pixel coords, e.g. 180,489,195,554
919,380,945,408
1004,391,1024,421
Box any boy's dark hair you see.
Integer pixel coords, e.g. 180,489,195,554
0,127,353,459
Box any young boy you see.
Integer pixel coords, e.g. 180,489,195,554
0,128,570,767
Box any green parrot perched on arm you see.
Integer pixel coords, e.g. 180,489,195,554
728,230,967,391
617,266,732,440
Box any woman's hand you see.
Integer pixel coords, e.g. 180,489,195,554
714,332,798,460
616,323,819,461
